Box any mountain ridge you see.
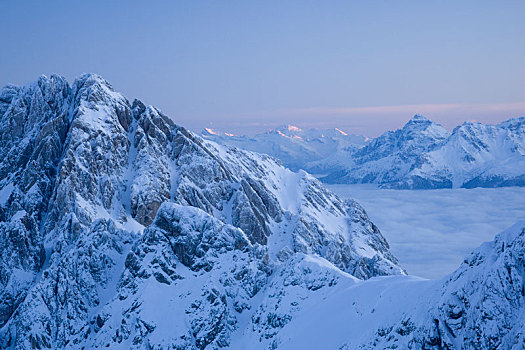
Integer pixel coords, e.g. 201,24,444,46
201,124,367,174
204,115,525,189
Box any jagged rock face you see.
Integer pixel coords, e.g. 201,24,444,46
86,203,271,349
432,224,525,349
45,75,133,241
2,219,134,349
0,74,403,348
130,100,174,226
0,75,70,329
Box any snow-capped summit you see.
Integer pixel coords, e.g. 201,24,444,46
273,124,302,135
402,114,450,140
201,127,218,135
407,113,431,123
322,115,525,189
322,115,450,184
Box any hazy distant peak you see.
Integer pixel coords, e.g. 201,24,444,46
404,114,435,128
410,114,430,121
399,114,449,139
202,127,219,136
270,124,303,136
201,127,237,137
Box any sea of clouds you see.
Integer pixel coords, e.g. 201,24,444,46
327,185,525,279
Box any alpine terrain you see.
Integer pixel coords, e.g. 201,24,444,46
205,115,525,189
0,74,524,349
323,115,525,189
201,125,367,174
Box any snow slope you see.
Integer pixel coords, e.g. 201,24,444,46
271,220,525,349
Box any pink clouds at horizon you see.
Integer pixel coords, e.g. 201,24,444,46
192,102,525,137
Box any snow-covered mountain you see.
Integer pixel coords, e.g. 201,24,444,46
322,114,451,186
1,74,524,349
201,125,367,174
206,115,525,189
0,74,400,349
390,117,525,189
323,115,525,188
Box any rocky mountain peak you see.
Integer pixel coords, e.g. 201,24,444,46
0,74,406,348
402,114,449,138
406,113,431,123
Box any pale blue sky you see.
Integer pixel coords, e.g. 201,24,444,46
1,1,524,136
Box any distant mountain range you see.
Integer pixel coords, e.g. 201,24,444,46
201,125,367,174
203,115,525,189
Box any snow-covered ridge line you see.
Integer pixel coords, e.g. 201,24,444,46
201,123,368,174
204,115,525,189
